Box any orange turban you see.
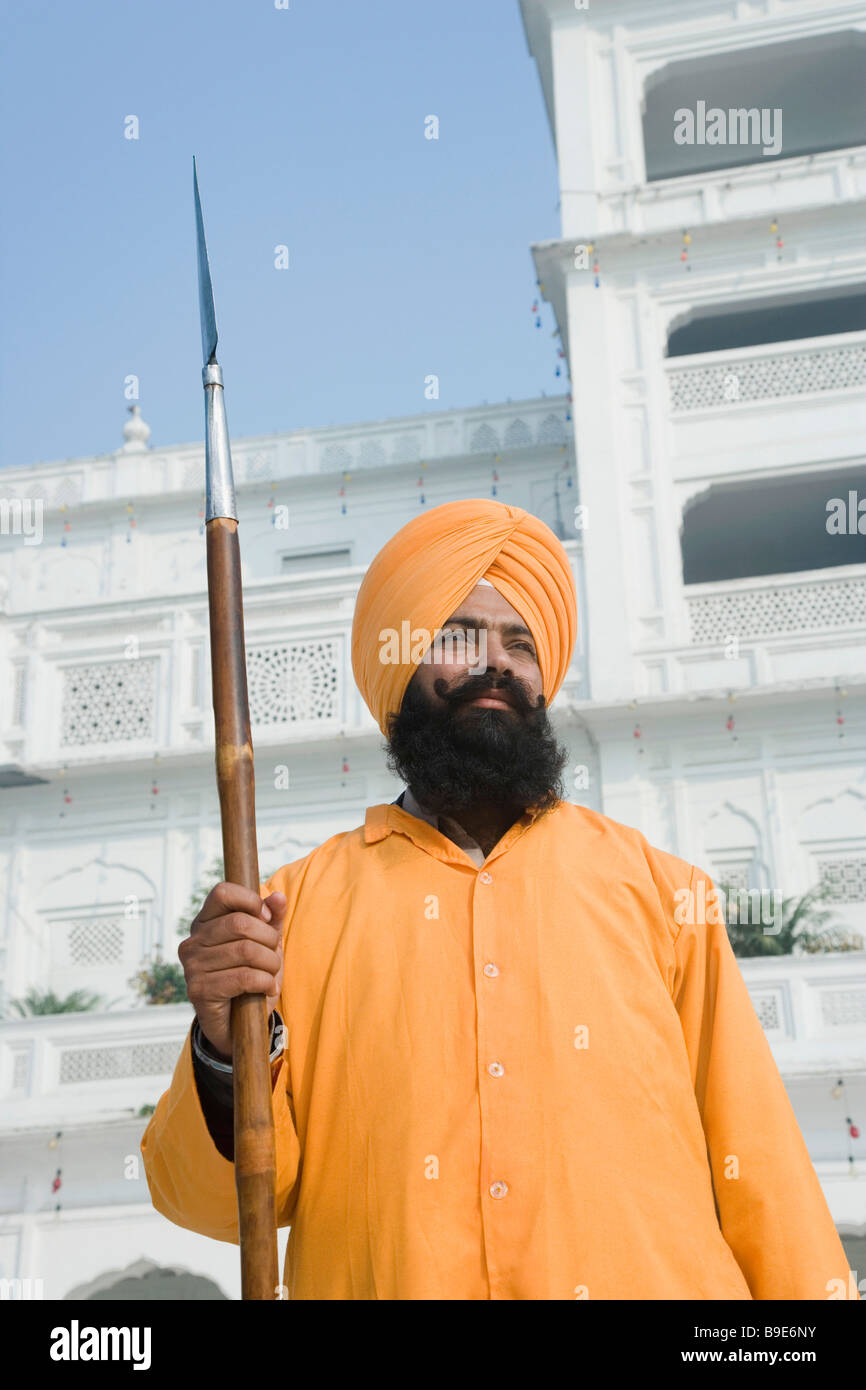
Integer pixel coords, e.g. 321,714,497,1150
351,499,577,735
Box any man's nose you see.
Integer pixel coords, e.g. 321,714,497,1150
475,632,511,674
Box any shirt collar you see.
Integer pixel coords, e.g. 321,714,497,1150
400,786,486,867
364,792,553,868
399,785,439,831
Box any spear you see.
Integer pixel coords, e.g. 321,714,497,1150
193,157,278,1300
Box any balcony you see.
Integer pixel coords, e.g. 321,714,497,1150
738,952,866,1078
0,397,572,515
647,564,866,694
0,1003,193,1130
2,583,369,773
665,331,866,481
0,538,587,773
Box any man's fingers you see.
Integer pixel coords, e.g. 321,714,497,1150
197,882,277,925
208,967,281,1000
191,911,281,949
189,966,280,1006
188,939,282,978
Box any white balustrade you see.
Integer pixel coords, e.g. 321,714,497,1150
667,333,866,415
1,1004,194,1129
686,567,866,645
0,399,572,510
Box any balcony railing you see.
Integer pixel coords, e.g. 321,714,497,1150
2,572,369,768
0,398,572,513
666,332,866,415
738,951,866,1077
1,542,586,768
685,565,866,646
1,1003,194,1129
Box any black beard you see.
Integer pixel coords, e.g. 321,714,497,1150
384,667,569,817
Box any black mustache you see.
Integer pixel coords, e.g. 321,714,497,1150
386,670,567,816
433,671,539,713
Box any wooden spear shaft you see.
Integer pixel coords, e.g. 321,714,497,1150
195,161,279,1300
206,512,279,1301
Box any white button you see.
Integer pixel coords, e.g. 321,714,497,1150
489,1181,508,1199
479,871,492,884
483,963,500,978
487,1061,504,1077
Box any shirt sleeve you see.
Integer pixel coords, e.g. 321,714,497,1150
140,885,301,1244
671,864,857,1301
190,1037,235,1160
191,1012,287,1161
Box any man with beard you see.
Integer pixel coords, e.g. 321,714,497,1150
142,499,853,1301
385,577,569,859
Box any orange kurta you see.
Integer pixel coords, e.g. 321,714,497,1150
141,800,854,1300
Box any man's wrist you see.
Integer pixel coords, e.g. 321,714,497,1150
196,1027,233,1067
192,1011,284,1075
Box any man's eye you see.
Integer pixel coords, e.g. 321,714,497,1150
515,642,536,654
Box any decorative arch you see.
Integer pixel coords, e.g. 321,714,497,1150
469,423,499,454
504,418,532,449
537,413,567,445
39,856,159,917
31,858,161,1000
799,787,866,843
701,801,767,890
65,1257,228,1301
799,788,866,905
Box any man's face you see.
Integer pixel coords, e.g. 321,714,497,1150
410,584,545,719
385,584,568,815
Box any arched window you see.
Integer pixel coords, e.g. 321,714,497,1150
681,465,866,584
643,32,866,181
667,288,866,358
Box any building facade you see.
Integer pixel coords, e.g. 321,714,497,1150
521,0,866,1275
0,0,864,1300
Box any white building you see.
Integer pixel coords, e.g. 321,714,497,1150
1,0,865,1300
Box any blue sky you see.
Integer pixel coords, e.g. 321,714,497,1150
0,0,563,469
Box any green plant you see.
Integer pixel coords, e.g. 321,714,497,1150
720,882,863,958
4,987,108,1018
129,953,188,1005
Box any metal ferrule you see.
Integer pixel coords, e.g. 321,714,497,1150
203,361,238,522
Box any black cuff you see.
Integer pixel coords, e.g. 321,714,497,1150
191,1012,285,1163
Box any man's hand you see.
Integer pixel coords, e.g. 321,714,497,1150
178,883,287,1061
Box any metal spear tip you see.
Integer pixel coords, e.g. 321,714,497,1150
193,156,219,368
